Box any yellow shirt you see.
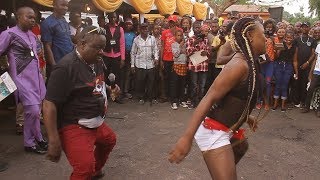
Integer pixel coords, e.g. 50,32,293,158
212,36,230,68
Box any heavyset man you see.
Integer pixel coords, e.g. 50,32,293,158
43,26,117,180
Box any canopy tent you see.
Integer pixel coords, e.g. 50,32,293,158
29,0,208,20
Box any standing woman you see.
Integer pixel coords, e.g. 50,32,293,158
273,31,297,111
168,17,266,179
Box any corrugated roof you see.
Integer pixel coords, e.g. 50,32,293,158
225,5,269,13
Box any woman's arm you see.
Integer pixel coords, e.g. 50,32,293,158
216,41,235,65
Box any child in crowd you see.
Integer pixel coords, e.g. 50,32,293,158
170,29,188,109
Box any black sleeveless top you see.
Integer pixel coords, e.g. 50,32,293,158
207,60,259,129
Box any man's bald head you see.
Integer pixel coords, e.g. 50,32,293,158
53,0,68,17
16,7,34,19
15,7,35,31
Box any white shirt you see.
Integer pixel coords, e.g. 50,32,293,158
131,35,159,69
314,44,320,75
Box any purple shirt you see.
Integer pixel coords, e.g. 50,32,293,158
0,26,46,105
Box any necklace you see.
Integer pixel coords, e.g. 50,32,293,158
18,26,34,57
300,35,311,46
75,49,96,76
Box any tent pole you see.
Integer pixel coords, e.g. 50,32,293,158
139,13,144,24
12,0,16,12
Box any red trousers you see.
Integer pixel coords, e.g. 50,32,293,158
59,123,116,180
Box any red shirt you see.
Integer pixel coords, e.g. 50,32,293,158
161,28,182,61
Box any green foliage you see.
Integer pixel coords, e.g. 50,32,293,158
309,0,320,18
283,10,318,25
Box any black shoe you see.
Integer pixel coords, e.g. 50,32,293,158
0,161,8,172
92,171,105,180
115,98,124,104
281,108,286,112
24,144,47,154
300,107,309,113
16,124,23,135
36,139,48,151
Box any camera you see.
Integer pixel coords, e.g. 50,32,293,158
218,29,225,37
197,33,205,40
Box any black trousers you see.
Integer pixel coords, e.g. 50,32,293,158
103,56,121,86
292,69,309,105
120,52,132,93
170,71,186,103
305,74,320,109
163,61,174,100
135,68,155,100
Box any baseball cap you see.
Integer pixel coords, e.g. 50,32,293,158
301,22,310,27
168,15,178,22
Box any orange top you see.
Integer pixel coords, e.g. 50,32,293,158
265,37,275,61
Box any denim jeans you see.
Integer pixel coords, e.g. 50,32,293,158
273,61,293,99
190,71,207,105
260,61,274,104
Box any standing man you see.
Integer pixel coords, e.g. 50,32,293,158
293,22,317,108
41,0,74,76
131,23,159,104
43,26,117,179
301,27,320,115
69,11,83,44
0,7,47,154
122,18,136,99
103,12,125,103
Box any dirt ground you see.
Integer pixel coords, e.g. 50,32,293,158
0,100,320,180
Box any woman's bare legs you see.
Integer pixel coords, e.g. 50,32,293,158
202,144,237,180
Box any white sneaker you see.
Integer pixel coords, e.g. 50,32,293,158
180,102,188,108
171,103,178,110
294,104,301,108
139,99,145,105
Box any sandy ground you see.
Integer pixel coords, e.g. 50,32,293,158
0,100,319,180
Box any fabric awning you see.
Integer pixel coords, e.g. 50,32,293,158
92,0,123,13
32,0,208,19
32,0,53,7
176,0,193,16
154,0,176,15
127,0,155,14
193,2,207,20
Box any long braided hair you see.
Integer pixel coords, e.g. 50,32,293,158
229,17,259,131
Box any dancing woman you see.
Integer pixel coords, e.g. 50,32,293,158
168,17,266,179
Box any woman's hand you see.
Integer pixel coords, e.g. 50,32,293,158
168,136,193,164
